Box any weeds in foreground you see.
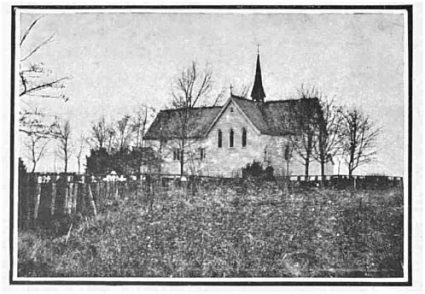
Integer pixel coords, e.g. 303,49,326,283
18,182,403,277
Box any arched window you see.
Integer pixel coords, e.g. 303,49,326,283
242,127,247,147
217,129,222,148
229,129,234,147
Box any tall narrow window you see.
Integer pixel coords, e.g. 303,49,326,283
218,129,222,148
242,128,247,147
199,148,206,161
229,129,234,147
173,148,181,161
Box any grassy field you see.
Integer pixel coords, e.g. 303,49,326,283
18,181,404,277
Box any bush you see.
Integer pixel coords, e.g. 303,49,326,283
242,161,274,181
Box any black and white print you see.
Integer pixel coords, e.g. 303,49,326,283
10,5,412,285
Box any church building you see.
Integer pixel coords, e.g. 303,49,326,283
143,54,333,177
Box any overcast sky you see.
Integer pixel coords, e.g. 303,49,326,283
17,10,406,176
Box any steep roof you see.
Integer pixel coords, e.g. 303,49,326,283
144,96,321,140
251,54,266,102
231,95,321,136
230,95,269,133
144,106,222,140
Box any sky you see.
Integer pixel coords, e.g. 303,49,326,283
17,9,406,176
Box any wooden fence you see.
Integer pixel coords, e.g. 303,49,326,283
145,173,404,190
283,175,404,190
18,171,403,231
18,173,142,231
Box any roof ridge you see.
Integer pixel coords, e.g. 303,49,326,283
231,95,319,104
264,99,295,104
230,94,254,102
264,97,319,104
160,105,222,112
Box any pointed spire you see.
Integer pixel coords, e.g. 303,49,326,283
251,49,266,103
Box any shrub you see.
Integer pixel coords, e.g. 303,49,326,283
242,161,274,181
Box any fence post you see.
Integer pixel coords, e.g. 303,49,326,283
64,179,69,214
87,183,97,216
34,181,41,220
72,182,78,214
106,181,110,200
51,181,57,215
115,181,119,200
96,181,101,210
124,181,129,198
18,168,26,230
138,174,142,198
68,182,74,214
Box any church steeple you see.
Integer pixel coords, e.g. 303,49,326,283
251,49,266,103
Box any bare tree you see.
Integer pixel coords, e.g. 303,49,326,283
132,108,147,149
312,96,343,180
115,115,134,151
106,127,116,153
170,61,215,176
19,106,58,138
54,119,72,173
131,105,156,148
19,17,69,99
339,107,380,176
231,83,251,98
172,61,213,109
287,85,321,177
211,87,226,106
75,134,86,174
24,133,50,173
20,106,55,172
19,17,70,168
88,117,108,149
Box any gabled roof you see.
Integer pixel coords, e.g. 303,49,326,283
231,95,320,136
144,106,222,140
230,95,269,133
144,95,321,140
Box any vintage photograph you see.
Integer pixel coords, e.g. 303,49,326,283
12,6,410,284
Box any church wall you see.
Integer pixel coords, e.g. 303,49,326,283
201,100,268,177
144,100,334,177
264,136,334,177
144,100,268,177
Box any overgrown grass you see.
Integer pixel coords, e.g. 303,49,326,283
18,181,404,277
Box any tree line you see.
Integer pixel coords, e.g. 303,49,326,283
284,85,380,178
84,109,158,175
21,106,156,174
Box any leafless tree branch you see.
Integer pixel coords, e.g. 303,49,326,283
168,61,215,176
20,17,42,47
53,119,72,173
339,107,380,176
286,85,321,176
21,33,55,62
19,76,69,97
